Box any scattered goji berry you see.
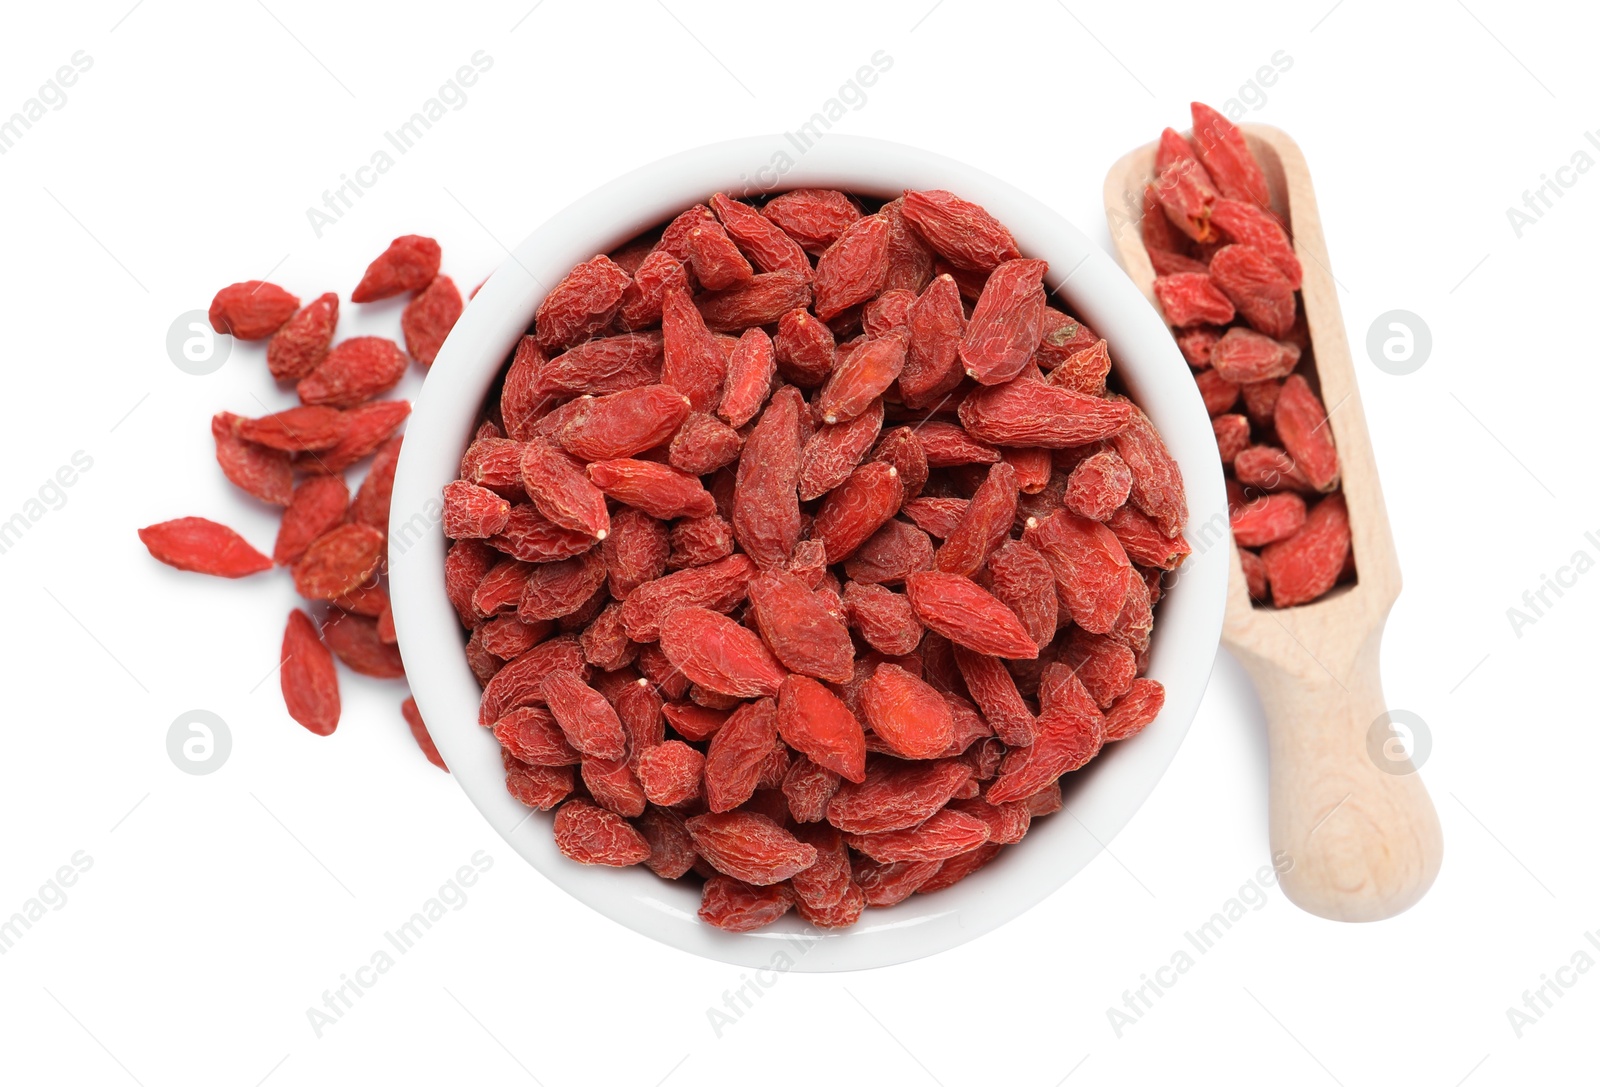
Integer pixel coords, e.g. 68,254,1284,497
352,235,441,302
209,280,300,340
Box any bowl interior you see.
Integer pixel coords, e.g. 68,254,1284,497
388,134,1229,971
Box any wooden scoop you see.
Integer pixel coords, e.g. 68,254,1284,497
1103,124,1443,921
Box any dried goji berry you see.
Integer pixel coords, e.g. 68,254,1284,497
900,189,1020,272
710,192,810,277
297,336,408,408
1261,493,1350,607
212,411,293,505
280,609,340,735
209,280,300,340
719,327,777,428
953,645,1035,746
1208,244,1295,338
1274,374,1341,492
535,254,631,350
542,669,627,759
818,331,906,425
825,755,972,838
1230,492,1308,547
1023,511,1134,635
958,378,1137,448
762,188,861,254
772,308,835,387
553,799,651,866
659,606,786,697
813,213,890,321
1105,677,1165,741
1064,450,1133,521
1190,102,1271,211
685,811,818,885
698,270,811,332
587,458,715,521
352,235,441,302
291,523,385,600
731,386,804,568
538,332,664,396
959,258,1047,385
860,662,956,759
813,460,905,563
309,399,410,475
904,571,1039,659
935,461,1017,576
322,612,405,678
984,539,1058,650
273,476,349,565
777,673,866,783
899,273,966,409
698,875,793,931
401,697,447,771
402,274,463,365
520,439,610,539
702,697,779,813
1153,272,1235,327
617,553,755,641
630,742,700,813
846,808,990,863
439,479,511,544
638,806,698,879
267,292,339,381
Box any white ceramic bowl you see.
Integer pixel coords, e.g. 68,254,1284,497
389,135,1228,971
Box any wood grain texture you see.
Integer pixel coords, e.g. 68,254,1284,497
1104,123,1443,921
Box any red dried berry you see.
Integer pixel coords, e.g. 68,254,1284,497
659,606,786,698
904,571,1039,659
535,255,632,350
1208,245,1296,339
635,741,704,806
142,515,273,579
702,697,779,813
958,258,1047,385
1274,374,1341,492
710,192,811,277
553,800,651,866
777,674,866,783
297,336,408,408
267,293,339,381
586,459,715,521
541,670,628,760
401,274,464,365
1105,678,1165,741
958,378,1137,448
402,697,448,771
291,523,385,600
280,609,340,735
761,188,861,254
685,811,817,885
1261,493,1350,607
698,875,793,931
322,612,406,678
846,808,990,864
1153,273,1236,327
900,189,1021,272
813,213,890,321
209,280,300,340
352,235,441,302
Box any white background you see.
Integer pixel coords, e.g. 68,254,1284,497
2,1,1596,1083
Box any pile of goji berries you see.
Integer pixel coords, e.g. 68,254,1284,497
1141,103,1351,608
446,187,1192,931
138,235,465,769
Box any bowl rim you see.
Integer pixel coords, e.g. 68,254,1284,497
388,133,1228,972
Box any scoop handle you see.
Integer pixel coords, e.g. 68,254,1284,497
1246,629,1443,921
